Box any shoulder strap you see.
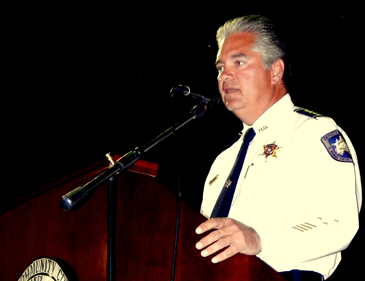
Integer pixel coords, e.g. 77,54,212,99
294,107,324,119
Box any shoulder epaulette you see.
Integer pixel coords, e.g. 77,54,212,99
294,107,325,119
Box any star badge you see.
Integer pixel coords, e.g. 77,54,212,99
259,142,280,161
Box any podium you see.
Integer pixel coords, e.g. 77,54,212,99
0,156,285,280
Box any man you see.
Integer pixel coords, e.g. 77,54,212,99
195,15,362,280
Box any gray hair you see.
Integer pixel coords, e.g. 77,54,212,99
216,15,286,70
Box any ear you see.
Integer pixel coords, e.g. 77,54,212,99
271,59,285,85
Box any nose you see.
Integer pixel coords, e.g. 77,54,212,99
218,67,233,81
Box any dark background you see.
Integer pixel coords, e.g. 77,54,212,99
5,3,364,280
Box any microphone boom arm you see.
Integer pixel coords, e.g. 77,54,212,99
59,103,209,211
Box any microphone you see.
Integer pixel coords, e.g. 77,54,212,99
59,186,88,211
171,85,220,106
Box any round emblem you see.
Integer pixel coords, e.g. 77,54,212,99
18,258,69,281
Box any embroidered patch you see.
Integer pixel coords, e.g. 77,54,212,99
259,142,280,161
321,130,352,162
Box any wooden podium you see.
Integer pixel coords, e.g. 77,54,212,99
0,157,285,280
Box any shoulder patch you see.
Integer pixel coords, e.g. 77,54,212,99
321,130,353,163
294,108,324,119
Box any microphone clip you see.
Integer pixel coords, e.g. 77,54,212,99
170,84,220,107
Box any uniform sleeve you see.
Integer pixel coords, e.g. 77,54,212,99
255,118,361,263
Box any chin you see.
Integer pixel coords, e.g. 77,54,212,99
225,100,241,111
226,105,235,112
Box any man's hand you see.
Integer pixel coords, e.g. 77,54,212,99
195,218,262,263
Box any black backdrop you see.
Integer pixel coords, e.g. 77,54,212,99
5,3,364,280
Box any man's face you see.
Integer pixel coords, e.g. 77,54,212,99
216,32,276,124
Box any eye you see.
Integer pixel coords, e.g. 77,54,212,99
236,60,244,66
217,65,224,74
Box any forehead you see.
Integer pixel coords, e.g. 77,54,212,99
216,32,257,62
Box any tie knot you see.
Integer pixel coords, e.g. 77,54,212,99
244,128,256,143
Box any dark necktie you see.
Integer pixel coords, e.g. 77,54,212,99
210,128,256,218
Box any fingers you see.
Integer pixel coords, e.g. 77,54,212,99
195,217,231,235
195,218,241,262
195,218,262,263
195,218,233,255
197,231,241,263
210,243,243,263
196,225,230,251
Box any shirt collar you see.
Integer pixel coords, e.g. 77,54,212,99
242,94,295,136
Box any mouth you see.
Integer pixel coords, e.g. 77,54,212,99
223,87,238,94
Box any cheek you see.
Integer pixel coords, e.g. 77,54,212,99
218,81,225,98
254,69,272,87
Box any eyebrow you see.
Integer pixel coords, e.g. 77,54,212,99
215,53,248,66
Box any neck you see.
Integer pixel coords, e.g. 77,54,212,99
236,86,287,126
